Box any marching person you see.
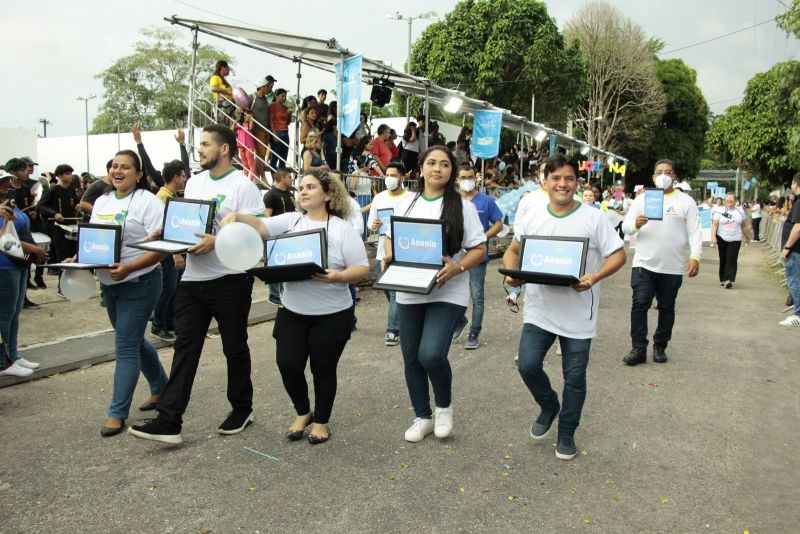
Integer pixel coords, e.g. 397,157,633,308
224,170,368,444
366,162,412,346
38,164,81,268
129,125,265,445
452,164,504,349
711,192,750,289
85,150,168,437
382,146,486,443
503,155,625,460
621,159,702,365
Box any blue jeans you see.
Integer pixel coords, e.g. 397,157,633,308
786,252,800,316
357,195,371,240
101,269,167,420
397,302,466,418
268,283,282,303
270,131,290,169
0,267,27,365
630,267,683,349
374,260,399,334
517,322,592,437
466,262,488,335
153,255,179,331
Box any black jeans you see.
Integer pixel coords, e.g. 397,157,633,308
156,274,254,427
630,267,683,350
752,218,760,241
716,236,742,283
272,306,354,424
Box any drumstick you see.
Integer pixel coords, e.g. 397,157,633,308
47,217,82,221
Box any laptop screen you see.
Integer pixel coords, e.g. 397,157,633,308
520,236,586,278
163,199,214,244
78,225,119,265
393,219,444,266
266,230,325,268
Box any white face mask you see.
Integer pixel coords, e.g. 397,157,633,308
459,179,476,193
654,173,673,190
384,176,399,191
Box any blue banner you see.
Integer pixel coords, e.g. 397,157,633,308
393,221,443,265
706,181,717,190
165,201,211,243
715,187,726,198
521,238,583,278
266,233,323,268
471,110,503,160
79,227,117,264
336,55,362,138
743,181,751,191
698,207,712,229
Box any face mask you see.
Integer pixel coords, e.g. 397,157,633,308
654,173,673,190
384,176,399,191
460,179,476,193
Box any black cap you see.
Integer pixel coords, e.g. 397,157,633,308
265,75,276,83
21,156,38,166
5,158,28,172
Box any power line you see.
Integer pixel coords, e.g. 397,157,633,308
171,0,252,27
708,96,743,106
659,17,778,56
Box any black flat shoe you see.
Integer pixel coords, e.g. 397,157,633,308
308,431,330,445
286,413,313,441
138,401,158,411
101,420,126,437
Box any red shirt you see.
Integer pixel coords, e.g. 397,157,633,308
371,137,392,167
388,139,400,159
269,103,291,132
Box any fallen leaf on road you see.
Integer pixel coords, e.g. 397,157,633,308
400,464,409,469
148,486,156,491
660,498,669,505
507,495,517,501
388,475,396,480
246,487,256,492
580,450,588,456
648,383,658,388
458,486,465,493
501,471,510,477
583,517,591,524
605,480,614,485
503,454,511,460
570,487,578,493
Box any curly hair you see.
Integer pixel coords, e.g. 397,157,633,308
300,170,352,220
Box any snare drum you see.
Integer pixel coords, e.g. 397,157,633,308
32,232,51,252
64,224,79,241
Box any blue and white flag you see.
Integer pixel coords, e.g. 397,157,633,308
336,55,362,138
471,110,503,160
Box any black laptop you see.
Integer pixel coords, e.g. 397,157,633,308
499,235,589,286
45,223,122,270
248,228,327,283
373,217,445,295
129,198,215,254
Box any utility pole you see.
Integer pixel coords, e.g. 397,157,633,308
38,118,52,137
77,94,97,174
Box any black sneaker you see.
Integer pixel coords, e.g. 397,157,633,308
23,298,39,309
34,276,47,289
556,434,578,460
623,347,647,366
452,316,468,341
653,345,668,363
27,280,38,290
724,281,733,289
218,410,254,435
151,327,176,342
128,418,183,444
530,403,560,440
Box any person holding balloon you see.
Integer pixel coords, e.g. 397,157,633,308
221,170,369,444
82,150,168,436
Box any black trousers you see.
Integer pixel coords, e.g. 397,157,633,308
716,236,742,283
273,306,353,424
157,274,254,427
752,218,761,241
630,267,683,349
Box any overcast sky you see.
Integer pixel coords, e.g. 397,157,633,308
1,0,796,137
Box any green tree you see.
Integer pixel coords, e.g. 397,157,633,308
408,0,586,127
92,28,232,134
776,1,800,166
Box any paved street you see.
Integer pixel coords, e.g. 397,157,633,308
0,243,797,533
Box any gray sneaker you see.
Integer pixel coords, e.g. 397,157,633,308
464,333,479,350
530,404,560,440
556,434,578,460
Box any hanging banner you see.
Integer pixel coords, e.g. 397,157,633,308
471,110,503,160
335,55,362,138
750,177,757,184
715,187,726,197
706,181,717,190
743,181,751,191
549,134,557,156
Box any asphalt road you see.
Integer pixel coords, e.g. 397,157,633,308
0,243,797,533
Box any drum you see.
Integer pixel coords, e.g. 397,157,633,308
64,224,79,241
32,232,51,252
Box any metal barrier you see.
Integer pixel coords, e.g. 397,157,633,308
757,212,789,287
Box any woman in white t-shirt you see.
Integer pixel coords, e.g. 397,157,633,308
223,170,369,444
381,146,486,443
711,192,751,289
750,199,762,241
86,150,168,437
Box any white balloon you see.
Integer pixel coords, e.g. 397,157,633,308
215,222,264,271
61,269,96,302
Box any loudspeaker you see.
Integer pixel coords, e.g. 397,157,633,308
370,78,394,108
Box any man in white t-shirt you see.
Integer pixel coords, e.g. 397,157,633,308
621,159,702,366
367,162,412,346
130,125,265,445
503,155,626,460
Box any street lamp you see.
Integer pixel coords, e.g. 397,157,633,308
77,94,97,174
385,10,438,121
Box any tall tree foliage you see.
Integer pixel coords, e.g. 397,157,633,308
92,28,231,134
408,0,586,127
776,0,800,167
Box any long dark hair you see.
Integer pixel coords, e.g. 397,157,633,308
412,146,464,256
114,150,149,190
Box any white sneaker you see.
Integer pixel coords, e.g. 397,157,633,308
433,405,453,438
506,292,518,305
16,358,40,370
1,362,34,377
404,417,434,442
779,315,800,327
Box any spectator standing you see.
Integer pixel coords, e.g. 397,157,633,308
262,168,297,307
250,76,275,181
371,125,393,171
779,173,800,326
209,60,234,124
269,89,292,170
400,122,420,175
750,199,762,241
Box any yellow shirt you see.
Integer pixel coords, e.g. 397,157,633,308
209,74,231,101
156,186,175,204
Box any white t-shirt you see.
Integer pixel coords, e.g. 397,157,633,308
515,203,624,339
262,212,368,315
515,188,549,227
750,203,761,219
622,190,703,275
182,168,265,282
347,196,364,236
367,188,413,260
91,189,164,286
387,194,485,307
713,207,745,242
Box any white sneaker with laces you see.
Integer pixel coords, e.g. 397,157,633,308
779,315,800,327
16,358,40,370
433,405,453,438
404,417,434,442
1,362,34,377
